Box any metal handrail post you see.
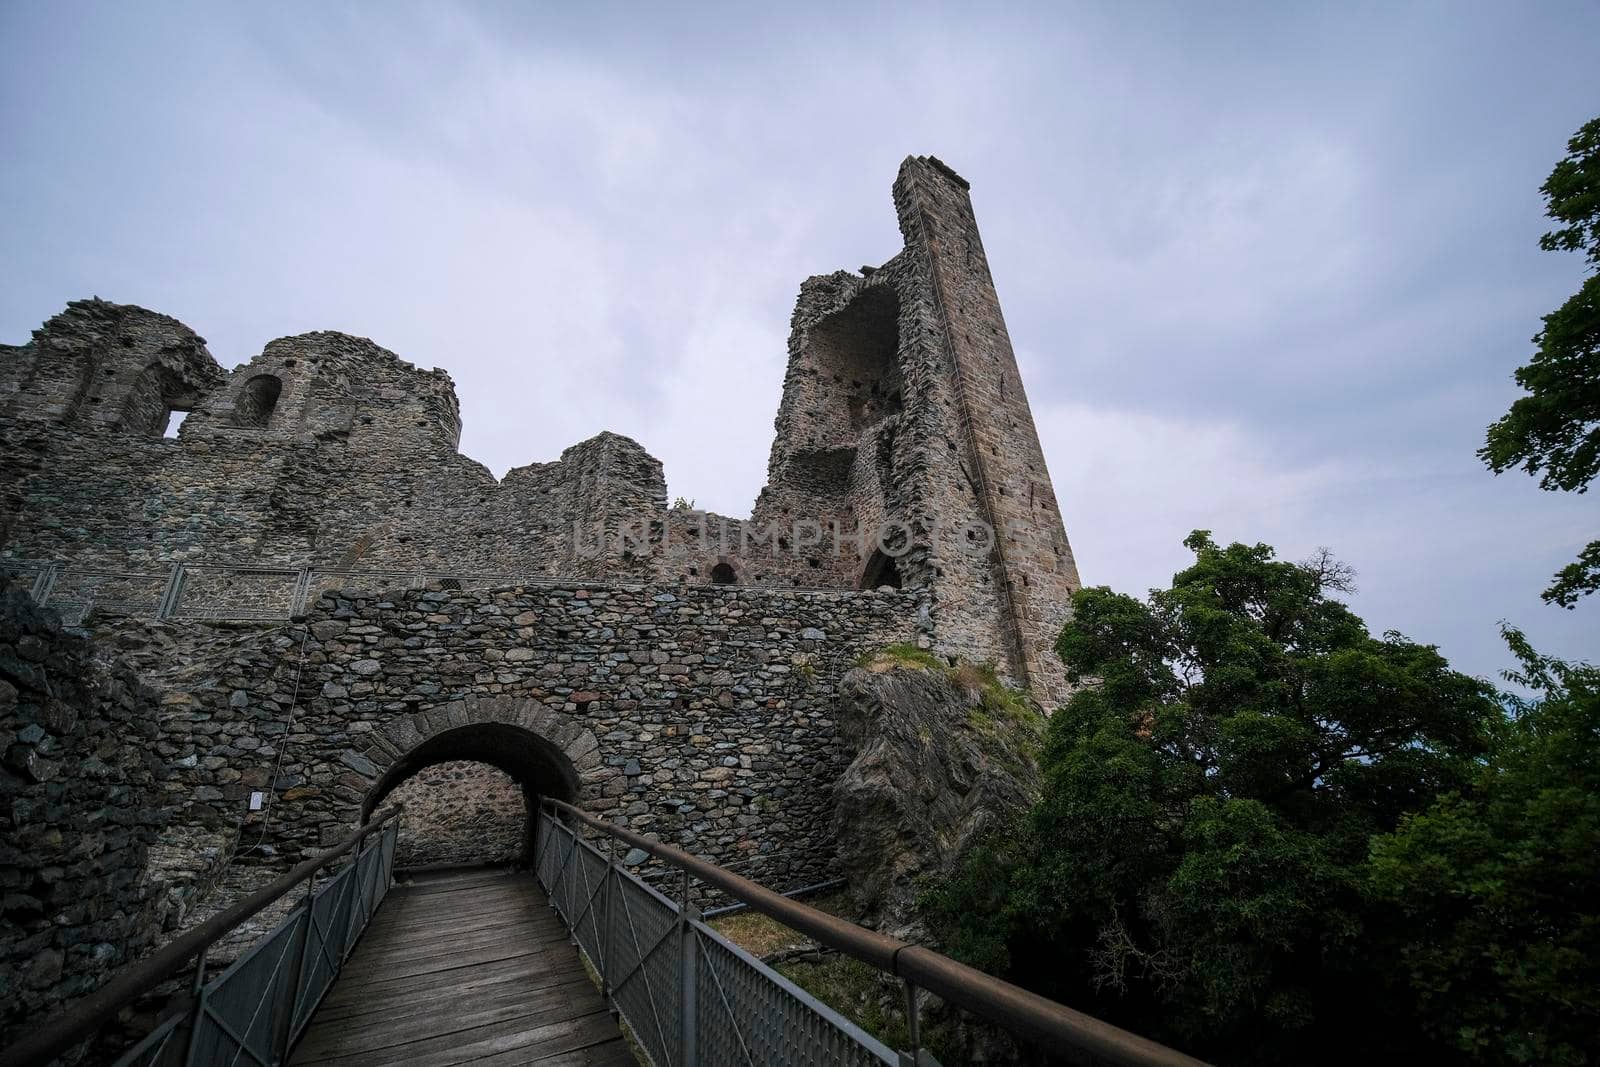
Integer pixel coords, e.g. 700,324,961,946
561,816,580,925
601,835,616,998
156,562,184,618
290,566,312,616
344,833,372,961
274,872,318,1060
679,867,698,1067
30,562,59,605
383,818,398,888
179,944,209,1066
902,980,922,1065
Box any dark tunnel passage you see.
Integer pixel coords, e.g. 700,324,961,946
361,722,580,869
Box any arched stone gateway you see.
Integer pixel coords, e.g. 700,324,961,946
364,721,580,817
343,697,613,859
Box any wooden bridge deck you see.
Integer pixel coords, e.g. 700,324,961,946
289,867,636,1067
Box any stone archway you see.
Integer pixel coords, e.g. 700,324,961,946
343,696,613,863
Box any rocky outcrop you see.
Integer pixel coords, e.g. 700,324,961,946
832,652,1042,939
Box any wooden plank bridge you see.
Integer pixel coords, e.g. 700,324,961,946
289,867,635,1067
3,804,1208,1067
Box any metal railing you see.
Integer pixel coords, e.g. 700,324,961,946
536,799,1211,1067
0,809,401,1067
536,803,900,1067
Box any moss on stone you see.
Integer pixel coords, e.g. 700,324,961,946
857,643,1045,759
856,642,943,671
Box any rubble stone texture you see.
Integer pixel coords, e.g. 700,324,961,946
0,156,1081,1036
389,761,524,870
0,581,171,1046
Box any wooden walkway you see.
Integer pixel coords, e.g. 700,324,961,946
289,867,636,1067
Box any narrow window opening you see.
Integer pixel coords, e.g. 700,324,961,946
121,363,193,436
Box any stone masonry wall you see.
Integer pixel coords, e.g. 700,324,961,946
0,580,172,1050
893,158,1081,703
128,581,918,909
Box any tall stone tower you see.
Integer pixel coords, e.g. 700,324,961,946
756,156,1082,702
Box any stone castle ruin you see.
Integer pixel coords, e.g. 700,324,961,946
0,156,1081,1035
1,155,1079,700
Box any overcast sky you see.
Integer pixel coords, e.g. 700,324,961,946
3,1,1596,684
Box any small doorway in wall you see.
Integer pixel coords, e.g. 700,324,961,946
362,721,580,872
710,562,738,585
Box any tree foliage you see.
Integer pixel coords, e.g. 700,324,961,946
1368,628,1600,1065
923,534,1600,1064
1481,116,1600,606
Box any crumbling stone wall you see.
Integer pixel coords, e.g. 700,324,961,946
0,580,172,1048
893,158,1081,702
1,156,1080,700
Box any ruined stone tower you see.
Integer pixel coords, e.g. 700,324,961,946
754,156,1081,699
0,155,1080,699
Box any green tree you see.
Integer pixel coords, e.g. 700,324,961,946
1368,628,1600,1065
925,533,1501,1064
1481,116,1600,606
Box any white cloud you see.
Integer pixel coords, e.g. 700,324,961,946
1039,400,1368,596
3,1,1596,684
1038,398,1597,684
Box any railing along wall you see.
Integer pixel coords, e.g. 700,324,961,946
537,802,900,1067
2,558,887,626
535,799,1211,1067
0,809,402,1067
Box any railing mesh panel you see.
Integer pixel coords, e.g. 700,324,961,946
696,924,896,1066
534,807,897,1067
173,567,300,620
293,864,356,1033
188,915,301,1064
569,839,611,970
610,871,683,1067
113,824,397,1067
43,571,166,624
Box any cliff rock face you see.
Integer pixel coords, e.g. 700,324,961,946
832,656,1042,939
